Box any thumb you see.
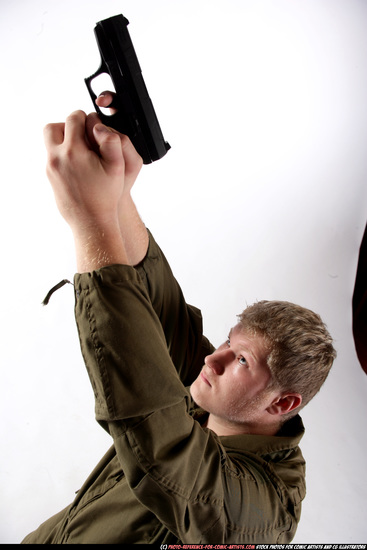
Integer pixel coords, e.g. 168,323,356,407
93,123,124,171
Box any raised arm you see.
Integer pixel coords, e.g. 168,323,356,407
91,97,215,382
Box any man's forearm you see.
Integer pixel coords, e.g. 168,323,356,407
118,193,149,266
73,220,129,273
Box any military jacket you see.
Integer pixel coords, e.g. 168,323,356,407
22,232,306,544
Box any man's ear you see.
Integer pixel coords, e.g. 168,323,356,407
266,393,302,416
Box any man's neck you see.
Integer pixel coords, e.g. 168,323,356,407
206,414,280,437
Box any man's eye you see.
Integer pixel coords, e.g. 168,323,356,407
239,356,247,366
226,338,230,346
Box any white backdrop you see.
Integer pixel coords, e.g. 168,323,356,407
1,0,366,544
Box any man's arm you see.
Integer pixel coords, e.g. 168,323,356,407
45,109,211,385
94,94,214,383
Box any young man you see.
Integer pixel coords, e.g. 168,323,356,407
22,109,336,544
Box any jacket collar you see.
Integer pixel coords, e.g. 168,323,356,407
191,404,305,457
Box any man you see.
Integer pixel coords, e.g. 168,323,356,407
22,107,336,544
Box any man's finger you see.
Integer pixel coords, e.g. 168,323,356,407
43,122,65,149
63,110,88,148
93,123,124,171
96,91,117,114
85,112,101,153
120,134,143,177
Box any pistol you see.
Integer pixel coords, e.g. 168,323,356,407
85,14,171,164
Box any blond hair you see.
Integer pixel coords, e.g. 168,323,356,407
238,300,336,417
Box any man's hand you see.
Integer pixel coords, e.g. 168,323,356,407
43,110,142,272
44,109,137,232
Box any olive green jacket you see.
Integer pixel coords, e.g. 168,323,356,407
22,232,306,544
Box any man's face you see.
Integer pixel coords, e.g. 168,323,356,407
190,323,277,434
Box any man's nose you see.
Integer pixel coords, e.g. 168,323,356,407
205,349,233,375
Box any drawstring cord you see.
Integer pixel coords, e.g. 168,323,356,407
42,279,73,306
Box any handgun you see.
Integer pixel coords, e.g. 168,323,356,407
85,14,171,164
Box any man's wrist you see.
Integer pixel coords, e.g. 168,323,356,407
73,220,129,273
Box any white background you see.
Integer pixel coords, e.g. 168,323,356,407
1,0,366,544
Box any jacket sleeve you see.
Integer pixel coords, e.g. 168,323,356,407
73,265,225,541
134,230,214,384
73,265,298,544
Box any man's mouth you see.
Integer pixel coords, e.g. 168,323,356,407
201,371,212,387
